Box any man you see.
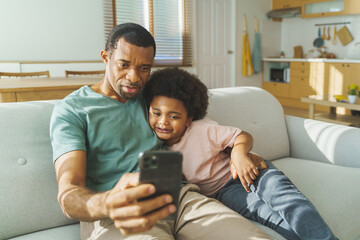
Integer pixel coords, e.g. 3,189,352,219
50,23,270,239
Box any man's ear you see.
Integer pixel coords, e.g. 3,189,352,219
101,50,109,63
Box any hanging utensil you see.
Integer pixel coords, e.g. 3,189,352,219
327,26,331,40
313,27,324,48
252,16,261,74
321,26,326,40
332,26,337,45
242,14,253,76
337,26,354,46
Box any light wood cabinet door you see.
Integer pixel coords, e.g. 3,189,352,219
345,0,360,14
290,76,318,98
302,0,346,18
273,0,301,10
262,82,290,98
289,62,326,99
327,63,360,96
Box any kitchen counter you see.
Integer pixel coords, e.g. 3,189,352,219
263,57,360,63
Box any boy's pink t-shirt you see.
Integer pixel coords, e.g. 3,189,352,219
169,118,242,197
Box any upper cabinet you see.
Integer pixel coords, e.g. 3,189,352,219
346,0,360,14
273,0,302,10
302,0,346,18
301,0,360,18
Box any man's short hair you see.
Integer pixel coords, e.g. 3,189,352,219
105,23,156,57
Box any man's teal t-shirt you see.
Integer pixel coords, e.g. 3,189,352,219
50,86,163,192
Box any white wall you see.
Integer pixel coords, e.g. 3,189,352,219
0,0,105,61
234,0,279,88
280,14,360,59
0,0,278,83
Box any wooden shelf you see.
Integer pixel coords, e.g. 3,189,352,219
314,113,360,126
301,96,360,126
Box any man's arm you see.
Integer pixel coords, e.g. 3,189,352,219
55,150,176,235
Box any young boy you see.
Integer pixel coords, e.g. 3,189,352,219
142,67,337,240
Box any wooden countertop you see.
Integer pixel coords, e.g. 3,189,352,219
263,57,360,63
0,76,102,92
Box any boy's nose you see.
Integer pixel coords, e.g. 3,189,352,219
159,115,168,124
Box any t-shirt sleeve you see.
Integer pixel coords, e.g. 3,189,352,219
206,121,242,151
50,101,87,163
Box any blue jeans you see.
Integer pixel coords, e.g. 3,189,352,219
216,160,337,240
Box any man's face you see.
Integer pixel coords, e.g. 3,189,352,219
102,38,154,101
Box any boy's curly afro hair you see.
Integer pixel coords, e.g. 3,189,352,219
143,67,209,121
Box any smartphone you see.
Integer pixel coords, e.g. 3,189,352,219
138,150,183,220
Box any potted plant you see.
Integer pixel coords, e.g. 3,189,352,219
347,84,359,104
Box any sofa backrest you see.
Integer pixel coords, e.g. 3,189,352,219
0,86,290,238
0,100,77,239
207,87,290,160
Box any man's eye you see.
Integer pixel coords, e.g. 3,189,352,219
141,66,151,72
152,112,160,116
120,63,128,68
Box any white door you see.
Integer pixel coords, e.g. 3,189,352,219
196,0,235,89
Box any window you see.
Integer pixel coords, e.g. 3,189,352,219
102,0,193,66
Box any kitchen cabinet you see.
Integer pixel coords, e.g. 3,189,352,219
290,62,317,99
327,63,360,96
301,0,346,18
346,0,360,15
262,59,360,110
262,82,290,98
272,0,301,10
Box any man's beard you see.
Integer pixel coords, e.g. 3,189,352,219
119,87,139,100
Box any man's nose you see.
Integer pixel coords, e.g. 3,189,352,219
126,68,140,83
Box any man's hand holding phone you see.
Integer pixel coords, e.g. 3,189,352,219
105,172,176,235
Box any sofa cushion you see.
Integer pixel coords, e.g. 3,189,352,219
9,223,80,240
286,115,360,168
208,87,290,160
273,157,360,240
0,101,77,239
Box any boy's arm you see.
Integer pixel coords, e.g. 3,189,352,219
55,150,175,235
230,131,267,192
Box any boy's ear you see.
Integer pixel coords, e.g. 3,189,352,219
186,117,193,127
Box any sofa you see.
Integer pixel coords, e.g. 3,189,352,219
1,86,359,240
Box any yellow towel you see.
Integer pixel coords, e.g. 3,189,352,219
242,33,254,76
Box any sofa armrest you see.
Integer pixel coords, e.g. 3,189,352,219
285,115,360,168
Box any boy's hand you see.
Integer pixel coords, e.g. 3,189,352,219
248,152,267,171
230,152,267,192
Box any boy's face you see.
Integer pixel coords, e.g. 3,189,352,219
149,96,192,146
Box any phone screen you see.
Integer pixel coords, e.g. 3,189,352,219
138,150,183,220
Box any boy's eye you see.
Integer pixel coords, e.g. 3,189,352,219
152,112,160,116
170,115,180,119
